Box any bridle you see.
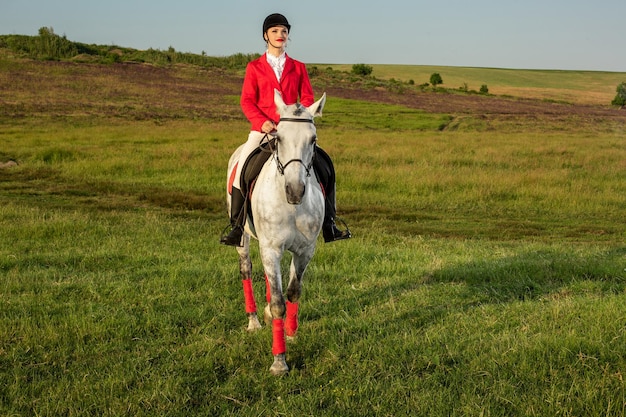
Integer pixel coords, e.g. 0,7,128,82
269,118,316,177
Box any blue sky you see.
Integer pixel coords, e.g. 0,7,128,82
2,0,625,71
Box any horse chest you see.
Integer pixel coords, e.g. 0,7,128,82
252,170,323,239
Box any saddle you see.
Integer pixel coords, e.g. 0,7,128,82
228,140,332,198
227,139,273,198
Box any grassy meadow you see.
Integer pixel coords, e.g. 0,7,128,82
1,53,626,416
323,64,626,105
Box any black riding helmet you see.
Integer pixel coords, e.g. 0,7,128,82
263,13,291,39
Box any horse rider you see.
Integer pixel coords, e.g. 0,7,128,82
220,13,351,247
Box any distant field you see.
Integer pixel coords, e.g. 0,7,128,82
321,64,626,105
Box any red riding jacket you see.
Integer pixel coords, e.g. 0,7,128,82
240,53,315,132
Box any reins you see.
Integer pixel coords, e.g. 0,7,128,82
267,118,316,177
278,118,315,123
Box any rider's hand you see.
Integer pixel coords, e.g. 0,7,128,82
261,120,276,133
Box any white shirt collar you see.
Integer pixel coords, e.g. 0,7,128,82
266,51,286,81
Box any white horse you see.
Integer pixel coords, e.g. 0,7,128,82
226,90,326,375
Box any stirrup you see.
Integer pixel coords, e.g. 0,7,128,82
220,225,244,247
336,217,351,238
324,218,352,243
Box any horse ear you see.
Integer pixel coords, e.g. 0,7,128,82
274,89,288,114
307,93,326,118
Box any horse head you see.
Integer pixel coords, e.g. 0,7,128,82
274,89,326,205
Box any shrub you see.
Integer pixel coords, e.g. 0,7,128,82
352,63,373,76
430,73,443,87
480,84,489,94
0,30,259,69
611,82,626,107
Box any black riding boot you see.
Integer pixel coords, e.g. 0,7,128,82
322,183,352,243
313,146,351,243
220,187,245,247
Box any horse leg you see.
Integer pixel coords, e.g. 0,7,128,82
237,235,261,331
264,274,272,325
285,250,313,339
261,247,289,376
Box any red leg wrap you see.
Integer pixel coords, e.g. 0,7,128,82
285,301,299,337
242,279,256,314
265,274,271,303
272,319,286,355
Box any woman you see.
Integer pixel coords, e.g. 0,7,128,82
221,13,351,247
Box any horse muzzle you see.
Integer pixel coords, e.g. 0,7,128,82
285,183,305,205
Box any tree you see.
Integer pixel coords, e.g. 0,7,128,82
430,73,443,88
611,82,626,108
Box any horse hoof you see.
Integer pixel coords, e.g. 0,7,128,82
269,354,289,376
247,314,262,332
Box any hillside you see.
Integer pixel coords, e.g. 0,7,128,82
1,27,625,131
2,28,625,112
2,51,625,134
326,64,626,106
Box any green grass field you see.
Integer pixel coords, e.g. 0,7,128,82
1,54,626,416
323,64,626,105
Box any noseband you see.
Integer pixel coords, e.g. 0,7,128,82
272,118,316,177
